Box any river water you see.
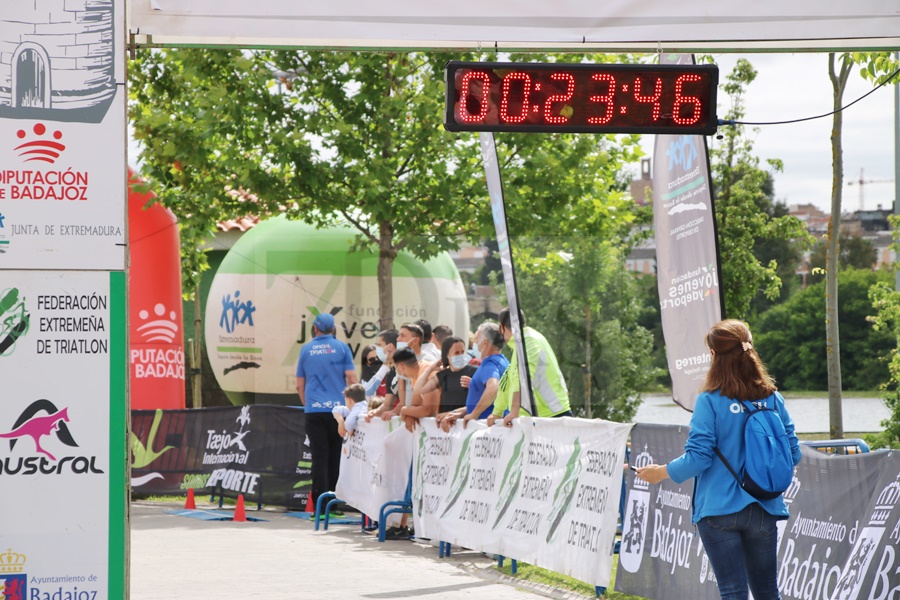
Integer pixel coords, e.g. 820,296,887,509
633,393,891,435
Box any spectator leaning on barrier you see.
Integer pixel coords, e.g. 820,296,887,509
437,322,509,431
405,336,477,430
365,330,400,421
295,313,358,507
386,346,432,541
488,307,572,427
359,344,383,393
636,319,802,600
333,383,368,438
392,347,433,430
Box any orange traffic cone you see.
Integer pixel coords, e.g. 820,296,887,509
305,491,314,513
184,488,196,510
234,494,247,522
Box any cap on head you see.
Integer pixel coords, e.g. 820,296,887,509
313,313,335,332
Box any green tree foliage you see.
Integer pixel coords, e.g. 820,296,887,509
866,278,900,449
710,59,813,320
129,49,644,327
807,234,877,284
754,268,893,391
512,237,661,422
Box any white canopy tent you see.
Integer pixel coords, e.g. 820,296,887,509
130,0,900,51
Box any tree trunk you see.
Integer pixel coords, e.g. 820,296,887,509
825,53,851,439
584,303,592,419
377,220,398,330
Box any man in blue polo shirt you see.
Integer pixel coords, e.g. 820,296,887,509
435,322,509,430
296,313,357,507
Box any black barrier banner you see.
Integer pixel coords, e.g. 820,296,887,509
616,423,720,600
617,427,900,600
828,451,900,600
130,405,312,507
777,445,888,600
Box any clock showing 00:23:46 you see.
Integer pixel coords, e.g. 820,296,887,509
444,61,719,135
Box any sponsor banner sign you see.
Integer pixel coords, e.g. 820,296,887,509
533,418,631,588
616,423,719,599
430,420,512,557
0,0,126,270
335,418,409,527
130,405,313,507
616,427,900,600
0,271,126,600
413,417,630,587
779,447,899,600
652,54,723,411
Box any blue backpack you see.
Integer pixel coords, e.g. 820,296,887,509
714,397,794,500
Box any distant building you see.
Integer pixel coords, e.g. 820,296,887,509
788,203,830,235
629,157,652,206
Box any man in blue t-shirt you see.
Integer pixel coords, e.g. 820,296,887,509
296,313,357,506
435,322,509,431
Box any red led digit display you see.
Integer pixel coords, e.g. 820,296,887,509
444,61,719,135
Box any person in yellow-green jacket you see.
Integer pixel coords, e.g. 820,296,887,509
487,307,572,427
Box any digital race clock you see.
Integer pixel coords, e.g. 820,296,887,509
444,61,719,135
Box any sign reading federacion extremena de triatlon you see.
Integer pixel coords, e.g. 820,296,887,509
0,271,126,600
0,0,126,271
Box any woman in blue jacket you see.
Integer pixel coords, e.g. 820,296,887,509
637,319,802,600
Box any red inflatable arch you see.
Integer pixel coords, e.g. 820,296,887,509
128,169,185,409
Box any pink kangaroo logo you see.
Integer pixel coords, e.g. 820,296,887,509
1,400,77,460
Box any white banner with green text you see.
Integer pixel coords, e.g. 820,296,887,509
412,417,631,587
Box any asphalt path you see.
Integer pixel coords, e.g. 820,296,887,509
130,501,558,600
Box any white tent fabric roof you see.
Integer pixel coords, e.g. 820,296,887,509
130,0,900,51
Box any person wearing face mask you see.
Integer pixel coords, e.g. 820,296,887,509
436,322,509,431
359,344,384,395
401,336,477,431
364,329,400,422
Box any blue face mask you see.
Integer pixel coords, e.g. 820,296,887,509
469,341,482,360
375,345,388,362
449,354,469,370
396,341,409,351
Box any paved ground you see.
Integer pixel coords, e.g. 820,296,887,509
130,501,567,600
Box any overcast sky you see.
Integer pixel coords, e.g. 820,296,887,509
130,52,897,216
642,52,897,215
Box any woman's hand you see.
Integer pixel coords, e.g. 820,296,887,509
635,464,670,485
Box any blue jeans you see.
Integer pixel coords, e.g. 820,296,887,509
696,503,781,600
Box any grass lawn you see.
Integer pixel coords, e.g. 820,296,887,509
496,554,647,599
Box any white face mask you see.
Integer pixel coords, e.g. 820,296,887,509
469,340,483,360
396,341,409,351
449,354,469,370
375,345,388,362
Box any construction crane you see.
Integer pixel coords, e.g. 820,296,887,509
847,168,894,211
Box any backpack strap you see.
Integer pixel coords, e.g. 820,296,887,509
714,398,755,487
714,446,742,486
